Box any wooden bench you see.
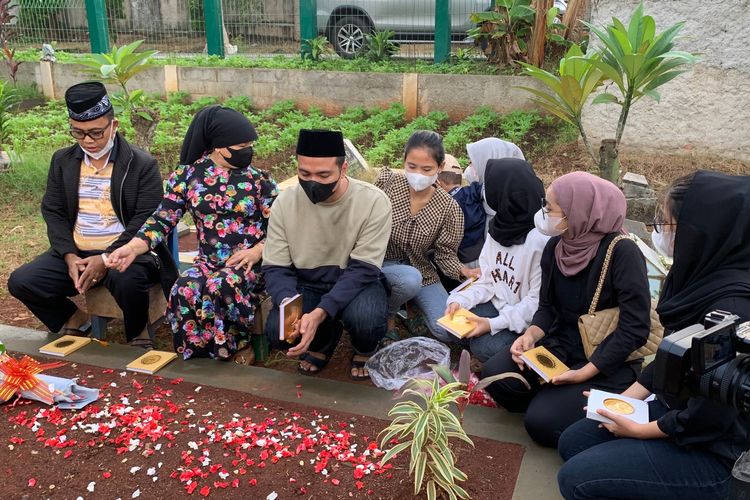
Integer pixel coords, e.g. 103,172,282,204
84,286,273,343
84,284,168,340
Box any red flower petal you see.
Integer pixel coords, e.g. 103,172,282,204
27,478,36,487
102,472,112,479
199,485,210,497
331,478,340,486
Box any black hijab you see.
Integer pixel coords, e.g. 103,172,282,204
657,171,750,330
484,158,544,247
179,106,258,165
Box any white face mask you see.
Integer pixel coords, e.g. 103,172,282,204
534,208,567,237
406,171,438,192
651,229,675,258
81,122,115,160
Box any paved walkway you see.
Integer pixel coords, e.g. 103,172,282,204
0,324,562,499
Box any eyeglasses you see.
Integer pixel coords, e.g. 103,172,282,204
647,216,677,234
541,197,550,219
69,122,112,140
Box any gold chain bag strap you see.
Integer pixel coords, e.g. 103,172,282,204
577,235,664,362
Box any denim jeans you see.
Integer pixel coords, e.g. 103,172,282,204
557,418,733,500
381,261,450,340
466,301,517,362
264,280,387,358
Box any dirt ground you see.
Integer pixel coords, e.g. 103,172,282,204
1,359,524,499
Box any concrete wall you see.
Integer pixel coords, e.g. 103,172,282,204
17,61,543,120
418,74,544,119
583,0,750,161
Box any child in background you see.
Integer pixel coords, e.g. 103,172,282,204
436,154,485,290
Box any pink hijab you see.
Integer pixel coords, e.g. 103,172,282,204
551,171,626,277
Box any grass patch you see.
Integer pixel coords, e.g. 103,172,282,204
0,151,49,282
14,49,509,76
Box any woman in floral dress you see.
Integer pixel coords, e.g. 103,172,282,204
107,106,277,360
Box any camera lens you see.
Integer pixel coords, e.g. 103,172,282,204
700,354,750,414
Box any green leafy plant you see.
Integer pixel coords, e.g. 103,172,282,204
379,375,472,500
0,79,20,152
302,35,334,62
364,30,399,61
545,6,569,48
430,350,530,422
519,2,697,180
582,1,697,179
519,43,604,164
469,0,536,65
450,47,475,63
0,0,21,85
79,40,160,149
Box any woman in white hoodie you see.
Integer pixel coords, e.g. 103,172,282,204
446,158,548,362
464,137,526,235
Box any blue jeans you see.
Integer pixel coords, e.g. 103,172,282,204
264,280,387,357
381,261,450,340
557,418,733,500
466,302,517,362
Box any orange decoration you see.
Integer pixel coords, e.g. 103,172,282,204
0,354,66,403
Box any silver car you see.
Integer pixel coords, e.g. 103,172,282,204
317,1,567,58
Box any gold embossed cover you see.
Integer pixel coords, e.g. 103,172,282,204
126,350,178,374
520,346,570,382
437,309,479,339
39,335,92,357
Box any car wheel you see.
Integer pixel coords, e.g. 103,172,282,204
331,15,369,59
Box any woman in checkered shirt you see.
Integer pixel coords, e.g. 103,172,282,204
376,131,479,344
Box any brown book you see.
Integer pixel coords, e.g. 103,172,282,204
39,335,92,357
521,346,569,382
279,294,303,342
126,350,178,374
436,309,479,339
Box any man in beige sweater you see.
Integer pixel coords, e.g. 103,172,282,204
262,129,392,380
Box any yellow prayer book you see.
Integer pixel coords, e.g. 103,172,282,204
279,294,303,343
436,309,479,339
39,335,92,357
521,346,569,382
126,350,178,374
449,277,477,295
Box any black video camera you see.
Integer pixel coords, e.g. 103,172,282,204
653,310,750,413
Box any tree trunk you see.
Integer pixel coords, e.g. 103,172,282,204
529,0,553,66
131,112,159,152
599,139,620,184
562,0,588,40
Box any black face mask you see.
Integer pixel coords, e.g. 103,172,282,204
298,175,340,204
222,145,254,169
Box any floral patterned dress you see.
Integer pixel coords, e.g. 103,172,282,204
137,156,278,360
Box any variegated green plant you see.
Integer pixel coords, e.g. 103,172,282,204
379,375,472,500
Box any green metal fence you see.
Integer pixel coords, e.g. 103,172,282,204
11,0,492,62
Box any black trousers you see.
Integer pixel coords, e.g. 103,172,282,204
8,250,159,341
265,280,388,358
481,348,639,448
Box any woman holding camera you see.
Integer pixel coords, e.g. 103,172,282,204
481,171,652,448
557,171,750,500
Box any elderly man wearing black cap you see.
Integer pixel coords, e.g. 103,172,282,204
262,129,392,380
8,82,177,347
